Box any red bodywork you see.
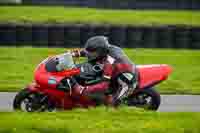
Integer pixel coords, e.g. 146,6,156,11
137,64,172,89
27,63,172,109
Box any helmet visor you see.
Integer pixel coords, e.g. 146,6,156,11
85,47,96,52
87,51,98,61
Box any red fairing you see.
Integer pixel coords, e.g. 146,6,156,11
34,63,80,89
137,64,172,89
26,82,40,92
51,68,80,77
33,63,87,109
34,63,62,89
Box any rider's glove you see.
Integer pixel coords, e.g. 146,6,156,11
71,49,81,57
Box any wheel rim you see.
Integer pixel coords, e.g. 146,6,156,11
128,93,154,109
137,93,153,109
20,98,30,112
20,94,46,112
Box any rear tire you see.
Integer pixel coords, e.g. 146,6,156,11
127,88,161,111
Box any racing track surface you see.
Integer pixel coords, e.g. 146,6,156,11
0,92,200,112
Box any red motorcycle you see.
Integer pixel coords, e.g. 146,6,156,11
13,52,172,112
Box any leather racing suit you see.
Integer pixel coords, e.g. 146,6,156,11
72,45,137,105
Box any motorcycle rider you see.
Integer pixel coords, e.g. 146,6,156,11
71,36,137,106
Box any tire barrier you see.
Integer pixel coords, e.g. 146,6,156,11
156,26,175,48
16,25,32,46
0,24,16,46
142,27,158,48
174,27,191,49
80,25,110,46
32,24,48,47
21,0,200,10
80,25,97,46
64,25,81,48
191,28,200,49
109,26,127,47
94,26,110,37
0,24,199,49
126,27,143,48
48,25,64,47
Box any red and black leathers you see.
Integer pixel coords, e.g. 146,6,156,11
73,56,113,95
71,45,137,101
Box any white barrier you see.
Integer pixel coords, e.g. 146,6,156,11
0,0,22,4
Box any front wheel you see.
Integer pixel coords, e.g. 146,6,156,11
127,88,161,111
13,89,54,112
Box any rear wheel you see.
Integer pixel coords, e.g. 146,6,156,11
127,88,161,111
13,89,54,112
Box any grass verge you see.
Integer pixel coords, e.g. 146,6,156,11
0,47,200,94
0,6,199,26
0,107,200,133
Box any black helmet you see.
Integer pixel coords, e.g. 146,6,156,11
85,36,110,61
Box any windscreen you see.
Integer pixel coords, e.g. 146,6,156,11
56,52,75,71
45,52,75,72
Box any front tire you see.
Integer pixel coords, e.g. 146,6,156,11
13,89,53,112
127,88,161,111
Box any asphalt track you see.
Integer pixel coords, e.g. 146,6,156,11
0,92,200,112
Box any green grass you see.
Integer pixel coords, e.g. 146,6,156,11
0,107,200,133
0,47,200,94
0,6,199,26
